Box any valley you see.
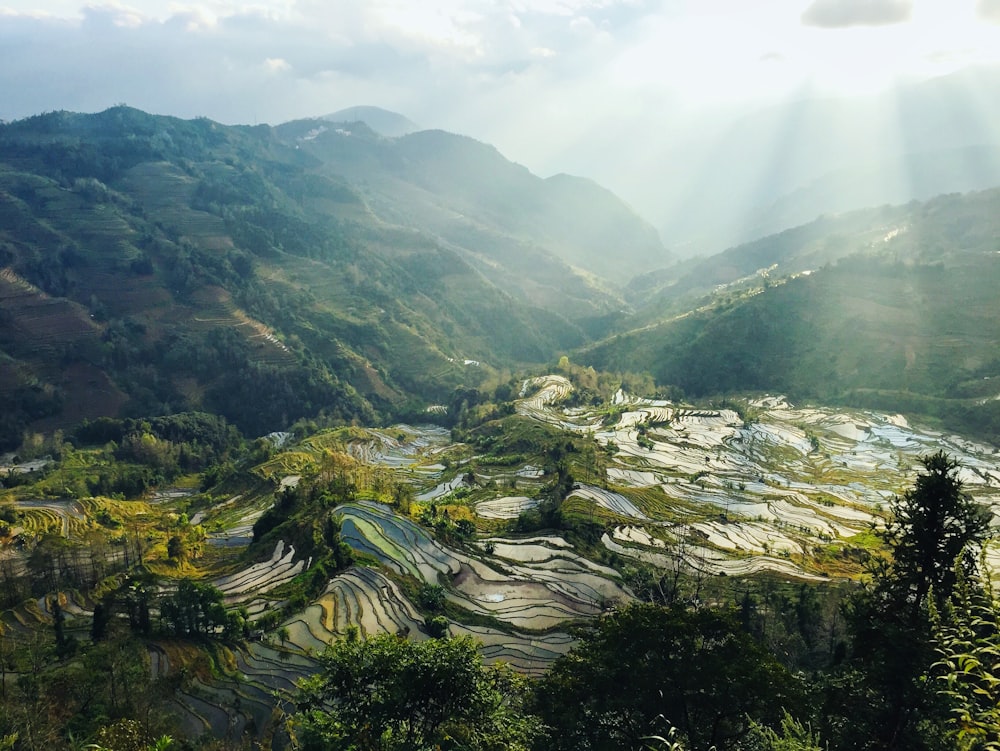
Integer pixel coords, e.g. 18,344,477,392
4,374,995,742
2,104,1000,749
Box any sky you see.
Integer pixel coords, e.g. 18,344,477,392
3,0,1000,252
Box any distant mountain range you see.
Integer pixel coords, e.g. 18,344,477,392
323,106,420,137
4,103,1000,447
583,187,1000,441
613,65,1000,257
0,106,666,445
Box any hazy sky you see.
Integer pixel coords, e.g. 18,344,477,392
3,0,1000,249
3,1,998,125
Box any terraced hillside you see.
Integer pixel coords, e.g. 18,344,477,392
591,188,1000,444
3,368,1000,745
0,106,667,446
514,375,1000,579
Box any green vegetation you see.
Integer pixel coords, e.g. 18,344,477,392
830,451,993,750
584,190,1000,443
1,379,999,751
933,563,1000,750
6,104,1000,751
294,630,538,751
533,602,802,750
0,106,671,447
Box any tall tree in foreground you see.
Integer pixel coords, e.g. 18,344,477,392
933,563,1000,750
532,602,802,751
839,451,992,750
293,631,537,751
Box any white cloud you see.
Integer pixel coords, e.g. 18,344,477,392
978,0,1000,22
802,0,912,28
264,56,290,72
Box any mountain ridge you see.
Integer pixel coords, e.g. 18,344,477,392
322,105,420,137
0,105,664,445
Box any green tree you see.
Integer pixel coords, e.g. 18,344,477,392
416,583,445,613
742,711,825,751
839,451,992,750
933,562,1000,749
881,451,991,615
165,535,185,563
532,602,801,751
294,632,537,751
158,580,229,637
425,616,449,639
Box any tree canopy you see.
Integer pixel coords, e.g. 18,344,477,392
532,602,802,751
836,451,993,750
294,631,537,751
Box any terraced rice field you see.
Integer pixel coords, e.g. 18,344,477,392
515,376,1000,579
282,567,425,651
200,496,271,547
275,563,581,673
338,502,629,630
36,375,996,738
346,425,451,468
569,485,648,519
475,496,540,519
156,650,289,743
11,499,90,537
213,541,306,604
450,624,574,676
0,269,101,350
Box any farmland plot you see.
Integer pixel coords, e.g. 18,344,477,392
475,496,540,519
13,499,89,537
568,485,648,519
338,501,461,581
213,541,306,604
281,567,426,653
513,376,1000,579
337,502,629,630
450,624,575,676
64,375,1000,743
347,425,451,469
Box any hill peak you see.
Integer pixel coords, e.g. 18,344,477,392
322,106,419,137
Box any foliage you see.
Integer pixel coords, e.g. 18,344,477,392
158,579,238,638
933,561,1000,750
532,602,803,751
879,451,991,614
742,712,825,751
833,452,992,750
415,583,446,613
294,632,538,751
0,629,176,751
250,474,356,577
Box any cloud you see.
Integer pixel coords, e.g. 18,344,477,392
0,0,657,127
264,57,291,73
978,0,1000,22
801,0,912,28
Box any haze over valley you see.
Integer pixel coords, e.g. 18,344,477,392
4,2,1000,750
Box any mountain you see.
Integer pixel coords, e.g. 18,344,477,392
0,106,663,446
613,65,1000,257
748,144,1000,241
322,106,420,137
583,187,1000,441
275,122,669,296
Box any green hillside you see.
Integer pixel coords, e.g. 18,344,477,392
584,188,1000,440
6,106,1000,751
0,107,664,446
